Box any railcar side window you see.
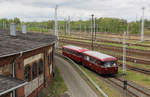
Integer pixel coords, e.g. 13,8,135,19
39,59,43,75
90,57,98,65
84,56,89,61
63,48,67,52
32,63,37,79
24,66,31,81
101,62,104,66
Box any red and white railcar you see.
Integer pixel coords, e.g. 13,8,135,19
82,50,118,75
62,45,89,63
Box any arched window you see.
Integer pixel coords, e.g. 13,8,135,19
39,59,43,75
24,66,31,81
32,63,37,79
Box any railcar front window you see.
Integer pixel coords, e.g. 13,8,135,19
104,61,117,67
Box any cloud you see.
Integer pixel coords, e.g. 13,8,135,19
0,0,149,21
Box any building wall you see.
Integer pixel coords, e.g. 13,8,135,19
0,43,55,97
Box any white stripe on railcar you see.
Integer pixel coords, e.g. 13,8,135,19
83,51,115,60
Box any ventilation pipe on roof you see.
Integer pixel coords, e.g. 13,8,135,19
22,24,26,34
10,23,16,36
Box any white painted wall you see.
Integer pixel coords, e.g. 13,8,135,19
24,74,44,97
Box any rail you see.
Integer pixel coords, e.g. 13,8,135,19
55,52,108,97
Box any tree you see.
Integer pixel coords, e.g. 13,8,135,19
13,17,21,24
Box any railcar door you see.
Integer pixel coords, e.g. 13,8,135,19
97,61,105,74
89,57,97,70
83,55,90,67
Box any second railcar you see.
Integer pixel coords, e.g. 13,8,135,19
62,45,88,63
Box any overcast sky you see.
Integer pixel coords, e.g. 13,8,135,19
0,0,149,22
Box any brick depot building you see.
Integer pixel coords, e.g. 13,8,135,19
0,30,57,97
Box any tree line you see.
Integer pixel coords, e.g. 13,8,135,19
0,17,150,34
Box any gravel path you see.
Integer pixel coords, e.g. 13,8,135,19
55,56,99,97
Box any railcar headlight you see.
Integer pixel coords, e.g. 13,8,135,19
113,63,116,66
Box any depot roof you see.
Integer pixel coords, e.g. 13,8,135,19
0,30,57,58
0,75,27,96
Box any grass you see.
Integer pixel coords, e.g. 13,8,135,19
60,33,142,44
118,60,150,70
78,61,150,95
78,65,124,97
42,67,68,97
61,37,150,51
118,69,150,89
59,43,150,90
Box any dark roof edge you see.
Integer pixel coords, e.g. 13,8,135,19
0,41,56,58
0,82,28,96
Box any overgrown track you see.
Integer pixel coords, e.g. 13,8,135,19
105,77,150,97
60,39,150,65
60,36,150,48
118,62,150,75
57,49,150,97
126,65,150,75
60,38,150,57
64,32,149,41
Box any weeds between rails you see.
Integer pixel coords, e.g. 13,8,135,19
60,36,150,48
70,56,150,97
60,39,150,64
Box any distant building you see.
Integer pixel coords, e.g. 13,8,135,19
0,30,57,97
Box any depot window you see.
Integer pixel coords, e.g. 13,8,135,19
32,63,37,79
24,66,31,81
39,59,43,75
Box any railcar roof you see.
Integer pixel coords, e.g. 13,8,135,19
83,50,116,61
0,30,57,58
63,45,88,52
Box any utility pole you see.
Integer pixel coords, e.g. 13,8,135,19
84,25,87,33
94,17,96,38
55,5,59,47
65,19,68,35
97,24,99,33
68,16,71,35
123,31,127,97
141,7,145,41
135,14,137,33
80,24,82,33
123,31,127,75
63,24,65,35
91,18,93,35
3,21,5,30
91,14,94,50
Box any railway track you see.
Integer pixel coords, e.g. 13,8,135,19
65,32,149,41
105,77,150,97
59,38,150,57
60,39,150,65
56,50,150,97
120,63,150,75
59,36,150,48
57,47,150,75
